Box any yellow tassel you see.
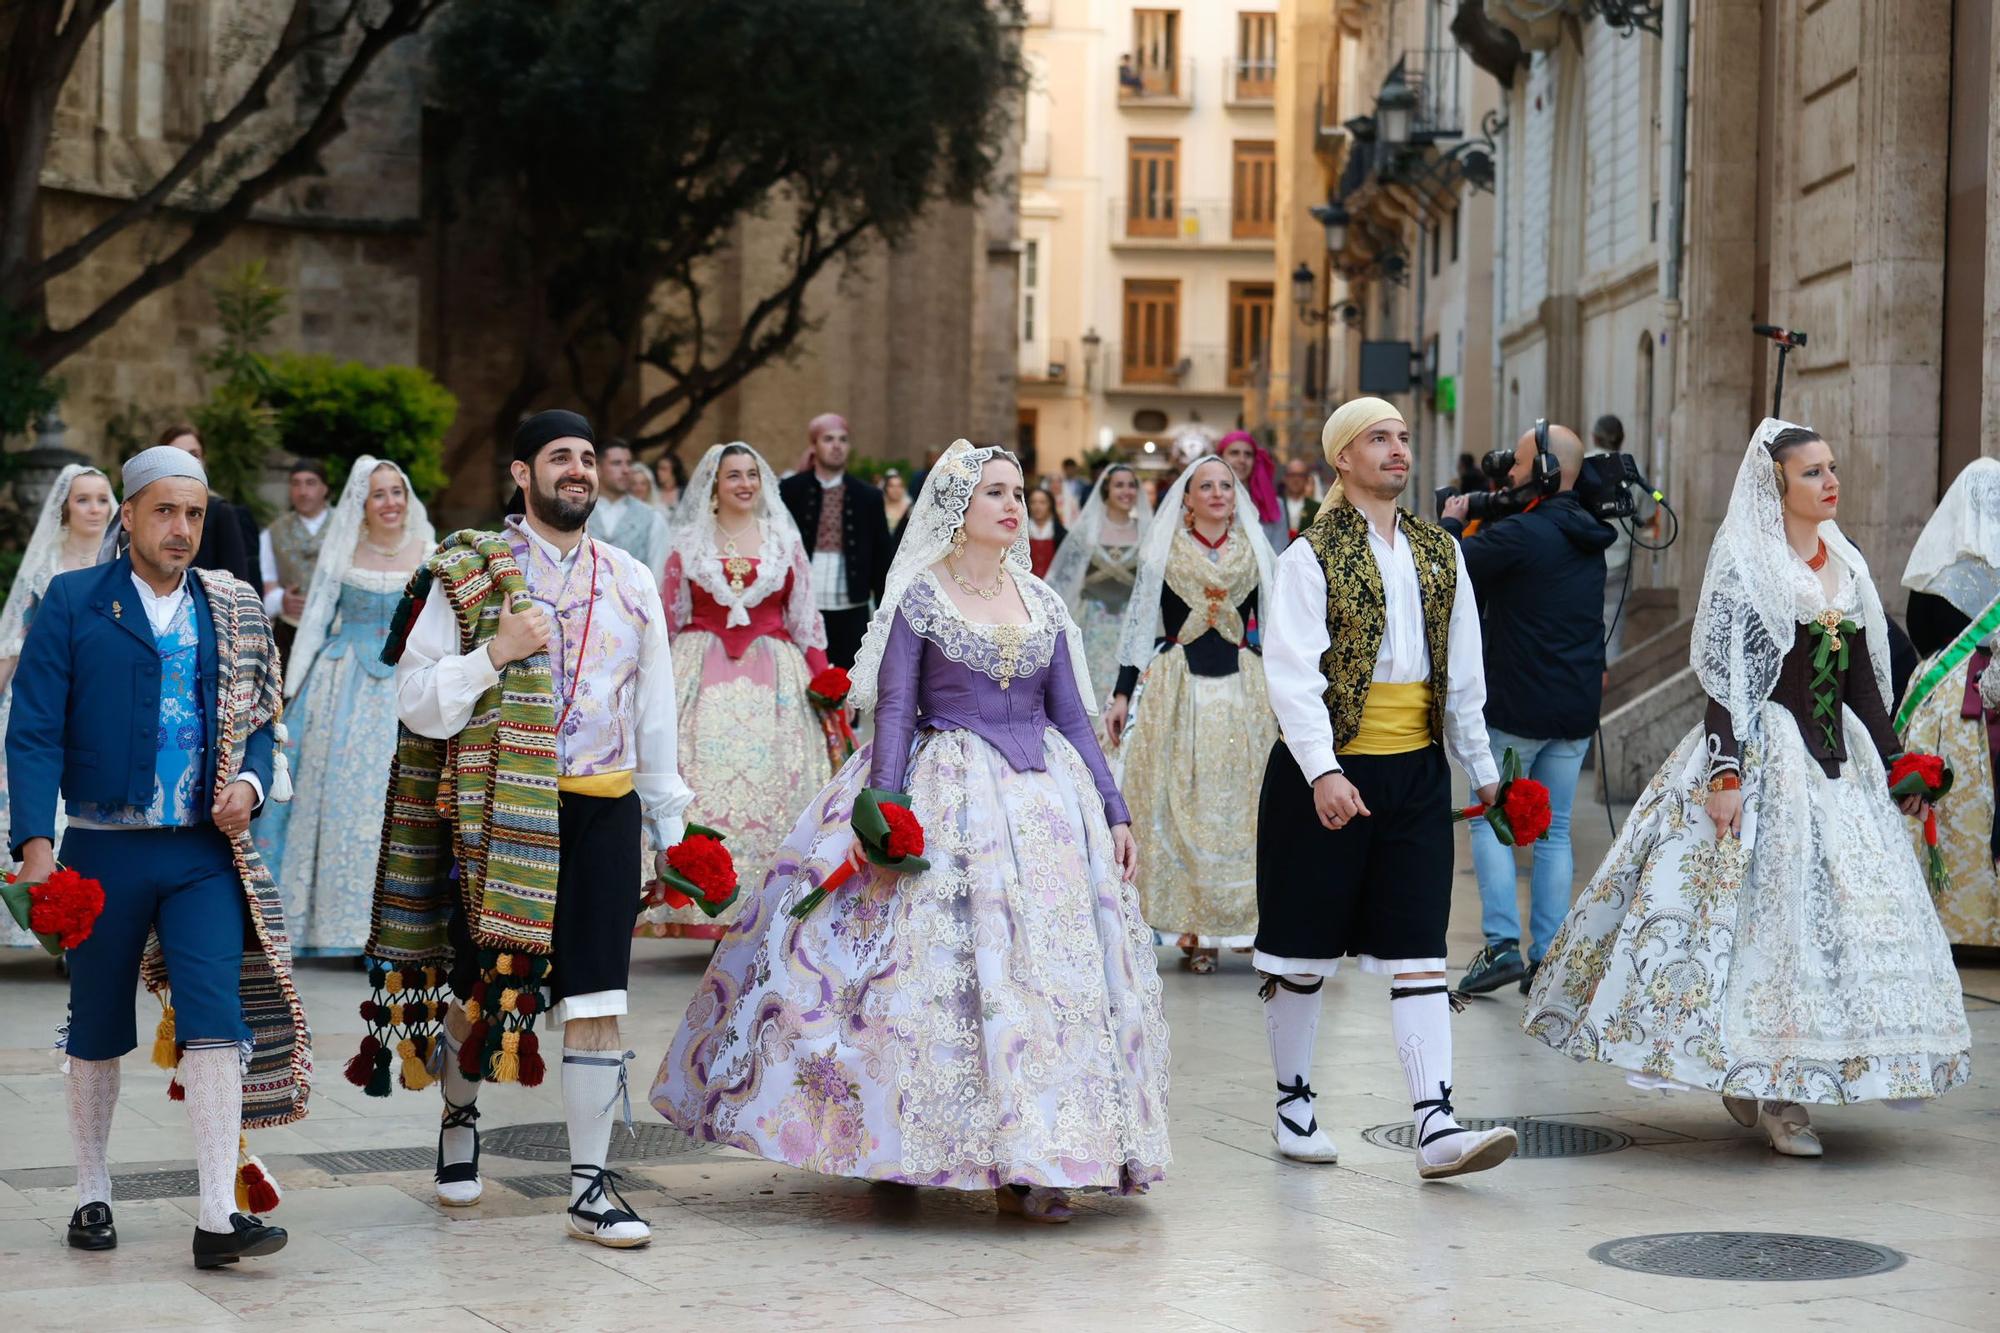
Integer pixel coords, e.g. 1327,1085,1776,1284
389,1002,404,1026
463,998,481,1023
151,1006,178,1070
495,953,513,977
492,1029,521,1083
398,1037,433,1091
383,970,403,995
499,988,519,1014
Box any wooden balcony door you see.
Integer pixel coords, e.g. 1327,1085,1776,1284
1236,12,1277,100
1232,139,1276,240
1127,138,1180,238
1133,9,1180,96
1122,279,1180,385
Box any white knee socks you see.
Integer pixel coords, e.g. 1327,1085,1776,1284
1261,972,1339,1161
562,1048,629,1207
179,1043,242,1232
66,1056,121,1207
1390,983,1463,1160
439,1026,480,1168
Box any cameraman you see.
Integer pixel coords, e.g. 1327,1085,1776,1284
1440,422,1615,996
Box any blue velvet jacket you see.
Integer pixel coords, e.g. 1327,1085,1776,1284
6,556,275,857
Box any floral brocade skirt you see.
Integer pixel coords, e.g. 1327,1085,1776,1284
1119,645,1272,946
637,630,835,940
650,729,1172,1192
1524,704,1971,1104
1897,653,2000,948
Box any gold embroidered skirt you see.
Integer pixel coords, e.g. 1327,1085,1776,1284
1119,645,1274,944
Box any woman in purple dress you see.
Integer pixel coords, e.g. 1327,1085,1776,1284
651,439,1170,1223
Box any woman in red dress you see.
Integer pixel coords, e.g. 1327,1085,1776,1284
1026,485,1066,579
639,442,837,940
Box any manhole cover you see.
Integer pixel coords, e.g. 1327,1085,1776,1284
112,1169,201,1200
482,1120,708,1163
497,1174,578,1199
1590,1232,1906,1281
298,1147,437,1176
1360,1117,1629,1158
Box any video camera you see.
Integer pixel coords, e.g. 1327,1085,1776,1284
1575,450,1651,523
1433,446,1529,523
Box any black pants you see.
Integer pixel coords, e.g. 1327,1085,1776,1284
448,789,642,1010
822,605,871,669
1254,741,1454,963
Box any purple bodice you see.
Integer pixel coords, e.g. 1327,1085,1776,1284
867,574,1130,827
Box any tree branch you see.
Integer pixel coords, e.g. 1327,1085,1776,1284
22,0,444,371
0,0,118,283
8,0,377,303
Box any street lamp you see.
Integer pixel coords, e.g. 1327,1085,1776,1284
1308,200,1349,254
1080,326,1102,390
1376,59,1417,147
1290,262,1323,324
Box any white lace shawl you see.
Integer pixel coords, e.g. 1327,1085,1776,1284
1046,462,1153,617
899,569,1063,685
0,464,111,660
849,438,1095,715
1902,456,2000,620
1115,454,1276,672
664,442,825,649
1692,418,1891,743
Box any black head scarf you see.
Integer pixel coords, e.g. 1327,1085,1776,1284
507,409,597,516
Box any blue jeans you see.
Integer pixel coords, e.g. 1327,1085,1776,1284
1468,727,1589,963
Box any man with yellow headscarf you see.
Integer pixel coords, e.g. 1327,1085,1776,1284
1250,397,1517,1181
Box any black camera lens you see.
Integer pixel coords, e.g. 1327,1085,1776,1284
1478,448,1516,481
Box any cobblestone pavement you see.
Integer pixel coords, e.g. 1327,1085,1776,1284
1,787,1994,1331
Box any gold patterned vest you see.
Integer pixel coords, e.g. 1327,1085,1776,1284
1300,502,1457,751
267,510,328,625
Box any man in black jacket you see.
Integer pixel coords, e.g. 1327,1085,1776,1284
778,413,893,668
1441,421,1614,996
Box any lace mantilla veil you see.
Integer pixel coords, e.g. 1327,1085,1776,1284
284,456,435,699
848,438,1098,716
1692,417,1890,745
1046,462,1155,616
0,464,111,659
666,442,823,649
1902,456,2000,621
1115,454,1276,673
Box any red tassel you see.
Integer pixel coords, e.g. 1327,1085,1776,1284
458,1021,488,1078
240,1163,280,1213
517,1029,546,1087
343,1034,381,1088
167,1078,185,1101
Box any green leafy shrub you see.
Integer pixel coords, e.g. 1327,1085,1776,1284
264,355,455,500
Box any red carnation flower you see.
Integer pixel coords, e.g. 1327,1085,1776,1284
809,667,852,703
1502,778,1553,844
27,867,105,951
880,802,924,860
666,834,737,905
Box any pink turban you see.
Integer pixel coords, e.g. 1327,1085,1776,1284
1219,429,1281,526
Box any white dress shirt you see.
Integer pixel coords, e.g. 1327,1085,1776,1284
1263,510,1498,790
811,471,864,612
393,524,693,852
259,508,331,618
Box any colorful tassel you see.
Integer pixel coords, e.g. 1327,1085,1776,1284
492,1030,521,1083
397,1036,434,1091
517,1029,546,1087
167,1078,185,1101
459,1020,488,1080
234,1137,282,1213
344,1034,382,1088
151,1004,177,1070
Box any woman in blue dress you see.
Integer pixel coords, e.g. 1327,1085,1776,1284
255,457,433,955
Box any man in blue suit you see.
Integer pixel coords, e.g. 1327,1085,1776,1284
8,445,299,1268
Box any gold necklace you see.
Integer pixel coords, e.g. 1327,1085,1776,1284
948,554,1007,601
363,531,407,558
717,518,758,557
716,520,758,594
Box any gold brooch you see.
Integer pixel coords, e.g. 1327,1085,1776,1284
1816,607,1844,653
112,600,122,620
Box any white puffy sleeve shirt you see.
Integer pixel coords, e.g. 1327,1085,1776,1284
393,538,694,850
1263,514,1499,791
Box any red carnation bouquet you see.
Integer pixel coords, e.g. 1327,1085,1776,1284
790,787,929,918
1887,751,1954,898
2,865,107,956
645,824,740,919
808,666,858,760
1452,748,1553,847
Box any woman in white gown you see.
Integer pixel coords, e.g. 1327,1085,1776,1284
1046,463,1153,716
254,458,433,954
652,439,1169,1222
1,464,116,947
1524,420,1970,1155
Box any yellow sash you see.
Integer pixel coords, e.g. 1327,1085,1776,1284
556,770,636,798
1339,681,1434,756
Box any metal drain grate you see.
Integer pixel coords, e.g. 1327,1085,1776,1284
297,1147,438,1176
483,1120,709,1163
497,1175,578,1200
112,1169,202,1200
1360,1117,1629,1158
1589,1232,1906,1282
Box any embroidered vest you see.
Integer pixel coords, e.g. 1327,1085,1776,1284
71,597,207,827
1301,503,1456,752
268,511,328,624
511,526,650,778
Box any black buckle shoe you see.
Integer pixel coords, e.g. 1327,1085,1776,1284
66,1201,116,1251
192,1212,287,1269
1456,940,1526,996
